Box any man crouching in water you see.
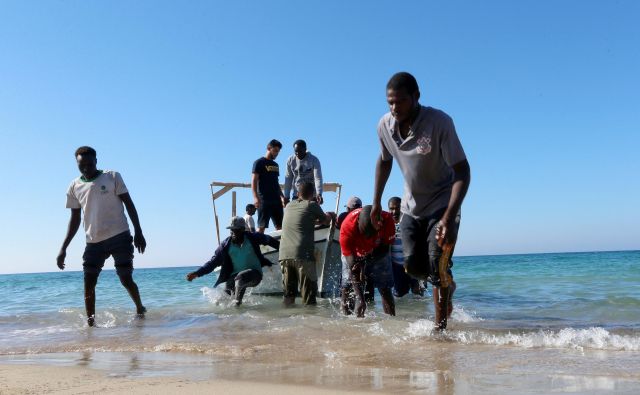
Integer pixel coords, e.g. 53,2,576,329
186,217,279,305
340,205,396,317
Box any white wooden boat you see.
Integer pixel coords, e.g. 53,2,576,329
210,181,344,297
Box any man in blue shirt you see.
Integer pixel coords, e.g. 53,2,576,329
388,196,424,297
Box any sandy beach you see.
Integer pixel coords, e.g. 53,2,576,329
3,346,640,394
1,363,377,395
2,253,640,394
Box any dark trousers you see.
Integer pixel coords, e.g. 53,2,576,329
400,208,459,286
225,269,262,300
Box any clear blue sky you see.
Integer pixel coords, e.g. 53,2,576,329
1,1,638,274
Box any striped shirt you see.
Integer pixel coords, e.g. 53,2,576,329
391,223,404,265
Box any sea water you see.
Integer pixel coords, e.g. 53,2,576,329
1,251,639,393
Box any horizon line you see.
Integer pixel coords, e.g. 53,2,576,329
2,248,638,276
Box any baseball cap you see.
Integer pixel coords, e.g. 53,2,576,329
226,216,246,230
345,196,362,209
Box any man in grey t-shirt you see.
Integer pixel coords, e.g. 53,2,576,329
371,72,471,330
283,139,324,205
279,182,334,305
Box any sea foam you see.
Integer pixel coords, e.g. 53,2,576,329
450,327,640,351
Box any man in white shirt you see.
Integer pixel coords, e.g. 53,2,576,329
244,204,257,233
56,146,147,327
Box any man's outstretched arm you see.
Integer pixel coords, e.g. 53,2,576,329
371,155,393,228
119,192,146,253
436,159,471,247
57,208,81,270
254,232,280,250
187,244,225,281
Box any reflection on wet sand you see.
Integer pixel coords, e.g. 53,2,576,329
4,349,637,394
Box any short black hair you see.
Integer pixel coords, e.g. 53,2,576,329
293,139,306,148
388,196,401,206
297,181,314,198
358,205,377,237
75,146,97,157
386,72,419,96
268,139,282,149
246,203,256,211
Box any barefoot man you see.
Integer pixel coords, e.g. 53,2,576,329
57,146,147,327
372,72,471,330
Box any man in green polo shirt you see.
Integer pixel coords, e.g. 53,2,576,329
279,182,334,305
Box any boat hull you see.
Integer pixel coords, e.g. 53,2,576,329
254,226,343,298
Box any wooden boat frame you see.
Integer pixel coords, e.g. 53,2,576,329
209,181,344,297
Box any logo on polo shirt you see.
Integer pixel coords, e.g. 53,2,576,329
416,136,432,155
100,185,108,194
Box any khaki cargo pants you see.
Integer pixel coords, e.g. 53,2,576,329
280,259,318,305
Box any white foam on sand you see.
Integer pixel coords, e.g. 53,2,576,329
450,327,640,351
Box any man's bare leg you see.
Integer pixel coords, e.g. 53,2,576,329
341,286,355,315
379,287,396,316
433,280,456,330
352,283,366,318
84,273,98,326
118,273,146,315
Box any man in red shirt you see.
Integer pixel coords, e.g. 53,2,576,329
340,205,396,317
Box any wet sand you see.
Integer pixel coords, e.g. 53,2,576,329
0,363,376,394
2,347,640,394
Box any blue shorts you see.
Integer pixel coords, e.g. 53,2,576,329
341,253,394,289
83,231,134,276
391,262,421,297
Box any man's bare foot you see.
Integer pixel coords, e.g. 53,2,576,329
136,306,147,317
87,316,95,327
283,296,295,306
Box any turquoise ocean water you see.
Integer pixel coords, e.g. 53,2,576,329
2,250,640,392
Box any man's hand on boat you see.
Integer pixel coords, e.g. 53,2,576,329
322,211,336,226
